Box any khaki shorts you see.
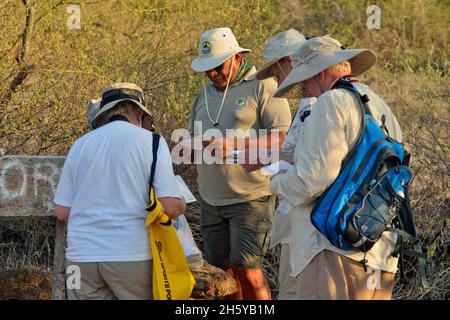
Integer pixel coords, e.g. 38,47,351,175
66,260,152,300
278,243,297,300
199,195,276,269
284,250,395,300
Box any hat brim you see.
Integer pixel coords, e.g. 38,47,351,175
191,47,251,72
254,59,279,80
256,41,303,80
274,49,376,99
93,99,153,130
87,99,101,129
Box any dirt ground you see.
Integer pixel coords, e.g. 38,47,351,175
0,269,52,300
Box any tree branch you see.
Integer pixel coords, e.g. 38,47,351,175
17,0,34,64
1,0,35,103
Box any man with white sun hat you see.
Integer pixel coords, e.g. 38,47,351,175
269,36,403,299
54,83,185,299
254,28,305,84
186,27,291,300
254,29,318,156
253,29,320,300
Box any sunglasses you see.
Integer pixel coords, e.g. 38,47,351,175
208,63,225,73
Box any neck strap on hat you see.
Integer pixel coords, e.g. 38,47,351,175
204,58,235,127
276,61,288,78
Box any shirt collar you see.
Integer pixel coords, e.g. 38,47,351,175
242,66,257,81
329,74,356,90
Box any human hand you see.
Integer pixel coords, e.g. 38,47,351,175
205,137,233,158
160,196,186,220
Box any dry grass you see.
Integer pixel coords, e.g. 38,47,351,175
0,0,448,300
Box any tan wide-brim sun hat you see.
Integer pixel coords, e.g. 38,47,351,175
93,82,154,131
274,35,377,99
254,29,306,80
191,27,251,73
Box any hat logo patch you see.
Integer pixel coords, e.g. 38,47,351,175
201,41,212,54
234,98,248,110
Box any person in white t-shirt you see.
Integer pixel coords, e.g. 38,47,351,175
54,83,185,300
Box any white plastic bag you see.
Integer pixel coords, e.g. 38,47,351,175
173,214,203,267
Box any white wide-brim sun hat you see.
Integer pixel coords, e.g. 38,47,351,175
93,83,154,130
254,29,306,80
191,27,251,73
274,36,377,99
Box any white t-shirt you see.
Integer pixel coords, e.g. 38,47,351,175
54,121,181,262
282,97,317,155
271,97,317,248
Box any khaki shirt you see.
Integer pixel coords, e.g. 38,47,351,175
270,82,403,276
189,67,291,206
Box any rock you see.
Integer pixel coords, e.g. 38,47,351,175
188,255,237,299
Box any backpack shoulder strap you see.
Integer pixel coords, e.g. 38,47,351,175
331,77,372,115
331,77,370,167
388,188,430,288
146,133,161,213
149,133,161,187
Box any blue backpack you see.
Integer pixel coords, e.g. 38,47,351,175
310,77,428,286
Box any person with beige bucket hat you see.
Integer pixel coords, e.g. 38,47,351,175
185,27,291,300
254,29,318,157
254,29,320,300
54,83,185,299
270,36,403,299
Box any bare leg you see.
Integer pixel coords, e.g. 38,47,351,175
236,267,271,300
224,266,243,300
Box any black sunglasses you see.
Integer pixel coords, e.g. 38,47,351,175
208,63,225,73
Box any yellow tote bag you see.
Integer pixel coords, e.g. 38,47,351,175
144,133,195,300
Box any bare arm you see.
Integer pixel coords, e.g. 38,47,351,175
241,131,287,171
159,197,186,220
55,205,70,223
242,131,287,151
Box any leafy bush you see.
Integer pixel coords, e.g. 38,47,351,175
0,0,448,299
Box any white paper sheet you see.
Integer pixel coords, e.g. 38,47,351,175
175,175,197,203
260,160,294,176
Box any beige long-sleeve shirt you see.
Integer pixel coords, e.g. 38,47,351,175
270,82,403,277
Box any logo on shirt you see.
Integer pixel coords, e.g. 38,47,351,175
201,41,212,55
233,98,248,110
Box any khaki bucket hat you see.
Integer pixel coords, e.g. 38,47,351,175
191,27,251,72
254,29,306,80
274,35,377,99
93,83,154,131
